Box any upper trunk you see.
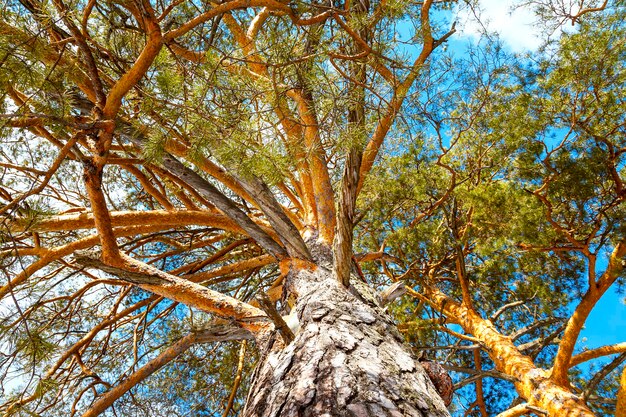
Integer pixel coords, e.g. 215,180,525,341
242,254,450,417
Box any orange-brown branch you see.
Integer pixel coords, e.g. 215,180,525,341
570,342,626,368
290,91,336,243
617,366,626,416
122,164,175,210
83,158,123,264
76,253,269,331
357,0,439,193
164,0,291,41
11,210,243,234
551,240,626,386
416,285,596,417
102,5,162,119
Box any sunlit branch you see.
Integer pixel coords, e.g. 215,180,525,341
10,210,242,234
412,284,596,416
222,340,248,417
551,239,626,386
489,299,528,322
75,251,270,330
101,2,162,120
81,326,253,417
358,0,441,193
570,342,626,368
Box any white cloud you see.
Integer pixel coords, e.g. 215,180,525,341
457,0,544,53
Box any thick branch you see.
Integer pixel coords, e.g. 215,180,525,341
83,158,123,263
162,138,257,206
570,342,626,368
417,285,596,416
157,153,288,260
333,147,362,287
236,176,312,261
551,240,626,385
378,281,407,306
74,251,269,331
102,3,162,119
10,210,243,234
357,0,441,193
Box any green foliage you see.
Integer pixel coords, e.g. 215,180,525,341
32,378,59,399
14,331,58,370
141,129,167,163
154,51,184,100
353,6,626,414
0,0,624,416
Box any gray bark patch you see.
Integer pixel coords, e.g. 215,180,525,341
242,267,451,417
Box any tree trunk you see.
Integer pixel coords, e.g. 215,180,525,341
243,261,450,417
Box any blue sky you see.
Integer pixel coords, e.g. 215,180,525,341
583,288,625,351
454,0,581,52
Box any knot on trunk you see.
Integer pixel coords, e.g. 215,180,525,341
420,359,453,406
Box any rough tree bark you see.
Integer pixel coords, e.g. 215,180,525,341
243,248,450,417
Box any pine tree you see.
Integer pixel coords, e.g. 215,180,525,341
0,0,623,416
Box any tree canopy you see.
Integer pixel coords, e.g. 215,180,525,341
0,0,624,416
